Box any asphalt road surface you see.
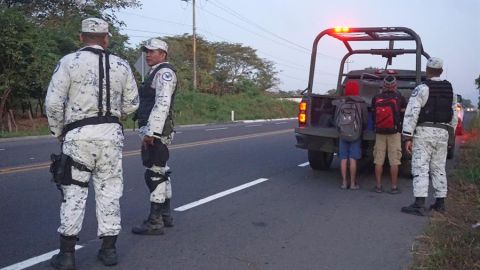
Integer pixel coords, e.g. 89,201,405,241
0,114,474,270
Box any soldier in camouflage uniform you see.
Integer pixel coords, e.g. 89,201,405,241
45,18,139,269
401,57,457,216
131,38,178,235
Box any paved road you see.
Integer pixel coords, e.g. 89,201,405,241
0,115,473,270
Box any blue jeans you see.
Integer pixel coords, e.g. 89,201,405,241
339,138,362,160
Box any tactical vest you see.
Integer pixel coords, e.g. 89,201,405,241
418,80,453,124
136,63,177,137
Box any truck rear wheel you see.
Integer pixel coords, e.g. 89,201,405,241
308,150,334,170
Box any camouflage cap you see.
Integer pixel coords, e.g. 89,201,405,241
81,18,109,34
427,57,443,69
142,38,168,53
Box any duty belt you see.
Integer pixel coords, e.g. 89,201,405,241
417,122,451,132
62,116,120,136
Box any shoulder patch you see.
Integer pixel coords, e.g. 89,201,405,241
411,88,419,97
161,72,173,81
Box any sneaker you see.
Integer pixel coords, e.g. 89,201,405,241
350,184,360,190
371,186,383,193
389,187,400,194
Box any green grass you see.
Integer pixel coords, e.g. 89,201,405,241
0,91,298,138
411,115,480,270
0,126,51,139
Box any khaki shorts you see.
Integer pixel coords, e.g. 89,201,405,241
373,133,402,166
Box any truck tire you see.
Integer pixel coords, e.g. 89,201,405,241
308,150,334,170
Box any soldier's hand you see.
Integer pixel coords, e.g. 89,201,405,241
57,135,64,143
405,140,413,155
143,135,155,146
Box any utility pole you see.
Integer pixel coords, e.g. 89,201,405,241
181,0,197,90
345,60,354,72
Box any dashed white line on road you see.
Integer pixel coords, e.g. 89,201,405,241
245,124,262,127
205,127,228,131
275,122,287,125
0,148,5,151
174,178,269,212
298,162,310,167
0,245,83,270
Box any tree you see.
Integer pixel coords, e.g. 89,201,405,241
326,88,339,96
462,98,473,109
213,42,278,94
0,1,141,130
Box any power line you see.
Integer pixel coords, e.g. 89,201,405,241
208,0,310,53
207,0,339,61
118,11,191,27
198,6,311,56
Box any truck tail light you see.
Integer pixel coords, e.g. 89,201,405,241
298,101,307,126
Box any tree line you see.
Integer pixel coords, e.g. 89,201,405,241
0,0,279,131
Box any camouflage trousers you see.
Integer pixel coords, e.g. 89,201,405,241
147,165,173,203
59,139,123,237
411,126,449,198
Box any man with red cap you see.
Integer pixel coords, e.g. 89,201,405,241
333,80,368,189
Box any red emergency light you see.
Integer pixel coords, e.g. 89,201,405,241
334,26,350,33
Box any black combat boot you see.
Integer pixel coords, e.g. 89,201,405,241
162,198,174,227
50,235,77,270
401,197,426,216
97,235,118,266
429,197,446,213
132,202,165,235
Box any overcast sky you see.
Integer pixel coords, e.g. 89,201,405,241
116,0,480,103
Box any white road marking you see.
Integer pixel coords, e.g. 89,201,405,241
245,124,262,127
0,245,83,270
0,148,5,151
29,157,35,160
174,178,269,212
298,162,310,167
205,127,228,131
275,122,287,125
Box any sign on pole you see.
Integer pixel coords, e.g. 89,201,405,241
134,52,149,82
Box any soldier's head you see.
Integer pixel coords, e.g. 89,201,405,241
142,38,168,67
426,57,443,78
383,75,397,92
80,18,110,49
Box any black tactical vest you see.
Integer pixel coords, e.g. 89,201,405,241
136,63,177,136
418,79,453,124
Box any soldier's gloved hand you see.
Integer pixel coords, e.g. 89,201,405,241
143,135,155,147
405,140,413,155
57,135,64,143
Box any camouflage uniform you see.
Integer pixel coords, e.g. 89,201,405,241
138,62,177,203
402,78,457,199
45,44,139,237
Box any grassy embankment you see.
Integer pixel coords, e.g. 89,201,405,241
0,90,298,138
412,114,480,269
